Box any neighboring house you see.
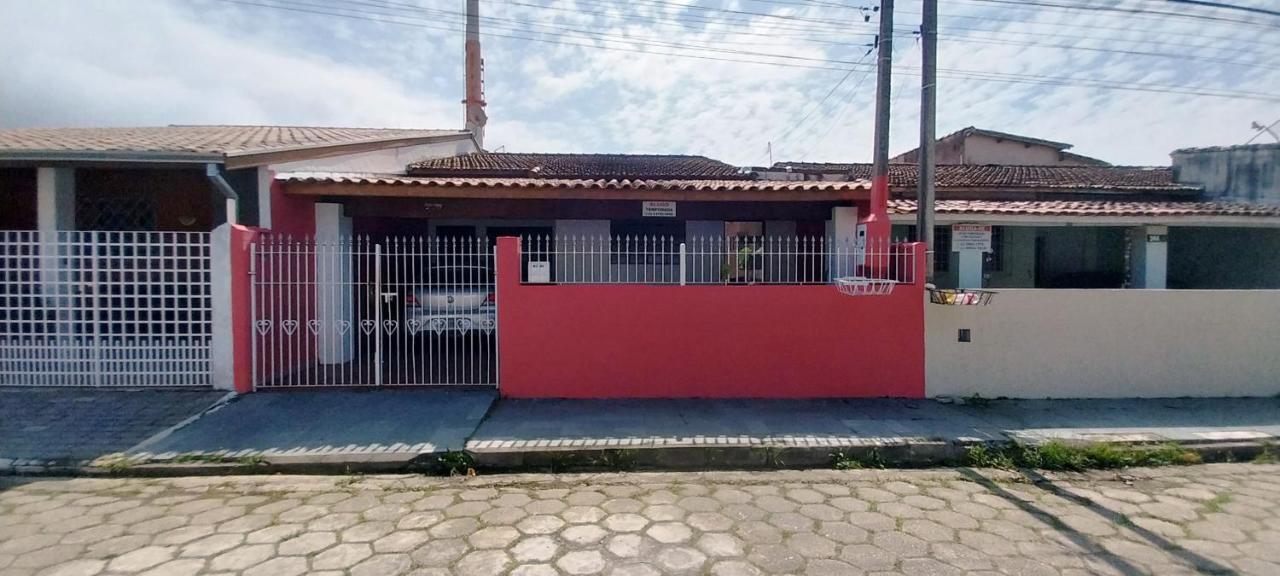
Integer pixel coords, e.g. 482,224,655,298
890,126,1109,167
274,151,867,252
1172,142,1280,205
0,125,477,232
758,162,1280,290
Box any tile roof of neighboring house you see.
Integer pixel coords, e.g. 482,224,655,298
766,163,1198,193
408,152,748,180
279,172,867,193
949,126,1074,150
0,125,470,163
1171,142,1280,154
886,199,1280,218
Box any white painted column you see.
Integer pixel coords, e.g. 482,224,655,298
210,224,235,390
956,250,984,289
1129,225,1168,289
37,167,75,232
830,207,859,279
315,203,354,364
37,168,76,335
257,167,273,229
553,220,610,282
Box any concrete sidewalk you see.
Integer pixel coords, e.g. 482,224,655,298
0,387,228,471
128,388,497,469
466,397,1280,469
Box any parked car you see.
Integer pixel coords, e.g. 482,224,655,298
402,265,495,336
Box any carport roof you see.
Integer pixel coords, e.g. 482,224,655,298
278,171,870,201
0,125,472,168
886,199,1280,226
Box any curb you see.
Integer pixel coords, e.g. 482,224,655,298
4,438,1271,478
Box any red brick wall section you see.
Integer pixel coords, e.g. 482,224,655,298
496,237,927,398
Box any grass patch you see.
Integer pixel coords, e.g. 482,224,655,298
168,453,268,466
964,441,1201,471
1254,444,1279,464
1203,492,1232,513
831,448,888,470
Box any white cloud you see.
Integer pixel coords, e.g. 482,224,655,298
1,0,1277,167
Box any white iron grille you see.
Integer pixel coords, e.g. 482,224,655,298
251,235,497,388
0,230,212,387
521,235,916,286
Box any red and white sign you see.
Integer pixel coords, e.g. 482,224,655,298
952,223,992,253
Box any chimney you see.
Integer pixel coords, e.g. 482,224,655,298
464,0,487,148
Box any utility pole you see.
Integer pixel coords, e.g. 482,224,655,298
862,0,894,244
917,0,936,281
464,0,488,148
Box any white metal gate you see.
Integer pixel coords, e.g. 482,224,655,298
0,230,212,387
250,235,497,388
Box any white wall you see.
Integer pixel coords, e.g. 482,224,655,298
963,134,1065,166
927,289,1280,398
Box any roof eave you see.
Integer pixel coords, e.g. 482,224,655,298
0,149,222,166
225,132,473,169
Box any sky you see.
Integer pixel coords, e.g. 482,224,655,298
1,0,1277,167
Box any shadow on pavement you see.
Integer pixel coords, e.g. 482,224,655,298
958,468,1237,576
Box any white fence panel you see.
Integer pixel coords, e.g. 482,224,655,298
251,235,497,389
0,230,212,387
521,235,917,286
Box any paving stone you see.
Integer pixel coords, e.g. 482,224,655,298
512,535,559,563
565,524,611,545
654,546,707,572
313,543,374,570
511,565,560,576
469,525,521,549
558,550,608,575
138,559,204,576
107,545,175,573
606,533,645,558
279,531,337,555
747,543,804,572
208,543,273,571
697,532,746,557
245,523,304,544
456,550,513,576
35,559,106,576
603,513,649,532
180,533,244,558
351,553,412,576
607,563,662,576
243,556,307,576
518,514,566,535
374,530,430,553
410,538,467,566
647,522,693,544
709,559,763,576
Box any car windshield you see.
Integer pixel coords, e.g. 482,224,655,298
413,266,492,285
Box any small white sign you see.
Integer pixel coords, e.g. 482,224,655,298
952,223,992,253
642,201,676,218
527,261,551,283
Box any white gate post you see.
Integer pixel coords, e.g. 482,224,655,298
315,203,354,365
210,224,235,391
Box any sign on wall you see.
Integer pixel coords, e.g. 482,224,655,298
642,201,677,218
952,223,992,253
528,261,551,283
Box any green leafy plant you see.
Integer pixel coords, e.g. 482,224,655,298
831,448,888,470
592,449,637,472
1203,492,1232,513
436,451,476,476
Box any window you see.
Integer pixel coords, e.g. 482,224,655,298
610,220,683,265
983,226,1004,272
900,225,951,273
77,194,156,231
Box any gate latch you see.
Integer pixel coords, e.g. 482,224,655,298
381,291,398,303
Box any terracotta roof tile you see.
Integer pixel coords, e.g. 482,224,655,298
409,152,747,180
887,199,1280,218
769,163,1196,192
0,125,467,157
280,172,866,192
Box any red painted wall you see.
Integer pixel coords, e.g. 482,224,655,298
229,225,261,393
496,238,926,398
270,179,316,237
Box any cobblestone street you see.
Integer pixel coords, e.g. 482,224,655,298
3,464,1280,575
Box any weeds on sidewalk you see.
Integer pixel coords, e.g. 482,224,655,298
831,448,888,470
436,451,476,476
965,441,1201,471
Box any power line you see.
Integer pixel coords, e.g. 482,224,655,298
1166,0,1280,19
964,0,1280,29
212,0,1280,102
